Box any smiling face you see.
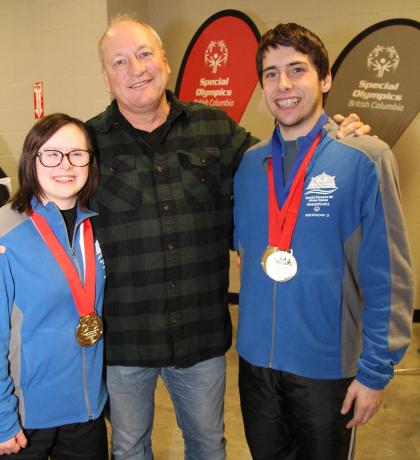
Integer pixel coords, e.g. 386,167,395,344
261,45,331,140
101,20,171,119
36,123,89,210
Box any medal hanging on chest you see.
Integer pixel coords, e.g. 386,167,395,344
261,246,298,282
31,211,103,346
261,132,321,282
76,313,104,346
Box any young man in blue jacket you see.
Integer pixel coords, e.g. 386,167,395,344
233,23,413,460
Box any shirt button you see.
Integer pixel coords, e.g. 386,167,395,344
167,243,175,251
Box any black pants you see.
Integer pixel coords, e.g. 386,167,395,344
7,414,108,460
239,357,356,460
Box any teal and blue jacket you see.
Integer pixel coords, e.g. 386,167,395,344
233,117,413,390
0,198,107,442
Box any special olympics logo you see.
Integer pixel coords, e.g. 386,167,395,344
204,40,228,74
367,46,400,78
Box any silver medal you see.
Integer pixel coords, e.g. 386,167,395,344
261,247,297,282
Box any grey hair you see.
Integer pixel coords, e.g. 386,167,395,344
98,13,165,67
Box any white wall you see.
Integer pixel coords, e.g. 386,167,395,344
107,0,148,22
0,0,418,307
0,0,109,192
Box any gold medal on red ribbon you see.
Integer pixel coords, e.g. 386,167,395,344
76,313,104,347
31,211,101,347
261,246,298,282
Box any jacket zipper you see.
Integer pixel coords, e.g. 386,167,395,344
82,348,92,419
268,282,278,368
59,210,93,419
57,209,84,277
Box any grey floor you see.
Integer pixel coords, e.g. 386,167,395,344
108,306,420,459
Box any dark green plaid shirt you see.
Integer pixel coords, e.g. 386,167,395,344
88,92,257,367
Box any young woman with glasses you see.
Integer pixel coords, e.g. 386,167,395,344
0,113,108,459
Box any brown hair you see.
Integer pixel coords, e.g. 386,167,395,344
11,113,98,213
256,23,330,86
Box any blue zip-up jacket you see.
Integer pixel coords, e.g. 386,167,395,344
233,118,413,390
0,198,107,442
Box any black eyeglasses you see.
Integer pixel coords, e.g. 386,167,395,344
37,149,92,167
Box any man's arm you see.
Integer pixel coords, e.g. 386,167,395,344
226,116,259,172
233,112,371,167
342,143,413,428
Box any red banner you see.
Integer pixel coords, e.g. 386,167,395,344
175,10,260,123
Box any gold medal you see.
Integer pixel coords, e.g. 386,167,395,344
76,313,104,347
261,246,297,282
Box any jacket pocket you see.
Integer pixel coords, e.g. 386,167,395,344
177,147,222,203
94,155,141,213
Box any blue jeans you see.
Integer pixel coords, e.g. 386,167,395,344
107,356,226,460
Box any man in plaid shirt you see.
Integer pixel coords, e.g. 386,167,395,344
88,15,369,460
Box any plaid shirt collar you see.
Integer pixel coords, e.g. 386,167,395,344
93,90,188,134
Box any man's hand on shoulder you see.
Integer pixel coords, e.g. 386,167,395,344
341,379,384,429
334,113,372,139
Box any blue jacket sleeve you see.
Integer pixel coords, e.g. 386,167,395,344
356,147,413,390
0,249,21,442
